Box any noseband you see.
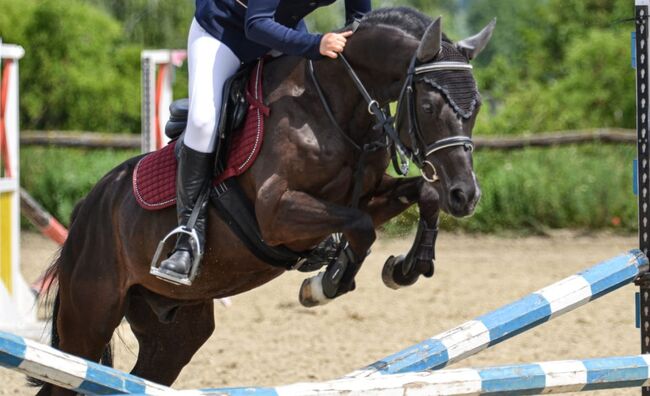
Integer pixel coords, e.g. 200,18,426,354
307,51,476,185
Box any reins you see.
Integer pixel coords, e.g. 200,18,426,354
306,48,476,203
308,57,391,208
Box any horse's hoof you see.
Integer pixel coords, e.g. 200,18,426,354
382,255,406,290
382,255,425,289
299,272,332,307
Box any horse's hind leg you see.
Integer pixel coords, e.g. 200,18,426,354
126,291,215,386
39,268,128,395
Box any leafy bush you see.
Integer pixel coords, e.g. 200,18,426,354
7,0,645,235
20,147,138,225
475,29,635,135
86,0,194,49
0,0,37,45
19,0,141,133
18,144,635,234
382,144,637,235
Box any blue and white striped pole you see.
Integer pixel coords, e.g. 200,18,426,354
165,355,650,395
0,330,176,395
2,251,647,395
346,250,648,377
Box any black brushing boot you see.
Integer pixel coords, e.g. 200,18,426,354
155,143,213,285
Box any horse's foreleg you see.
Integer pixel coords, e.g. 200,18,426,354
362,175,422,226
384,181,441,289
256,183,376,306
361,176,441,289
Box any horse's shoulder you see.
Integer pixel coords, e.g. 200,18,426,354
263,57,308,100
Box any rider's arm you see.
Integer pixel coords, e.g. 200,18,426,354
245,0,323,60
295,19,308,34
344,0,371,25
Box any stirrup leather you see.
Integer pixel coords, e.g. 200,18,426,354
150,226,203,286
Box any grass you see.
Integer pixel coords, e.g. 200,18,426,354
19,144,638,235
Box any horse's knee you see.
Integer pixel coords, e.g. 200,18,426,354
345,213,376,254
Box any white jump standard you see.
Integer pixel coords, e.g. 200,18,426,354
0,41,44,341
141,49,186,153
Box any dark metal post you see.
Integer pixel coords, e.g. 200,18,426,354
635,3,650,396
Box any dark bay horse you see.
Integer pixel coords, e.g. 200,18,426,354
37,7,494,395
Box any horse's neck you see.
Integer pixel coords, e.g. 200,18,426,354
262,35,412,144
305,60,375,137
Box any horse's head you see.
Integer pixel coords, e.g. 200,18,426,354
396,16,495,217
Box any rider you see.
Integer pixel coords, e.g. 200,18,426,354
157,0,371,283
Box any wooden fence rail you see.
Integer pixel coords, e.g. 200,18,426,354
474,128,635,149
19,128,636,151
21,131,140,149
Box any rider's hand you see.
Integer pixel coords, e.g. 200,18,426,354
320,31,354,59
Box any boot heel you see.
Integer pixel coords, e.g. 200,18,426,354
150,226,203,285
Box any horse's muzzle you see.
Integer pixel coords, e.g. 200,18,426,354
447,176,480,217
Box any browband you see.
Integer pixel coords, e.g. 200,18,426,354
414,62,473,75
425,136,474,157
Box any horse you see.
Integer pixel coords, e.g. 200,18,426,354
36,7,494,395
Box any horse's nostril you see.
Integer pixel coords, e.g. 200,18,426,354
450,187,467,207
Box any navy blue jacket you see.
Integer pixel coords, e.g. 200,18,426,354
195,0,371,62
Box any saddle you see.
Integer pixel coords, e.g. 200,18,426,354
165,62,253,176
133,59,308,269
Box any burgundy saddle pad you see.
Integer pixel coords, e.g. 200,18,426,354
132,60,269,211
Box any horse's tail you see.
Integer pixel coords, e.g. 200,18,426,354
27,199,114,389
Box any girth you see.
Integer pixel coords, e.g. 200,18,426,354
211,179,305,269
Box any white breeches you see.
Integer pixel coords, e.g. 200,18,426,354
185,18,241,153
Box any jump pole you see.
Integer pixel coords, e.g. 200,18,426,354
0,41,44,341
0,330,175,395
345,250,648,378
169,355,650,395
2,252,646,396
141,49,186,153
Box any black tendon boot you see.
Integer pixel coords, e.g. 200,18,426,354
156,143,214,285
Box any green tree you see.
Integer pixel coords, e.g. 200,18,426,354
20,0,140,132
0,0,37,45
475,29,634,135
85,0,195,48
306,0,464,37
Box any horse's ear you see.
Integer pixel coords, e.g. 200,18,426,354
456,18,496,61
416,16,442,63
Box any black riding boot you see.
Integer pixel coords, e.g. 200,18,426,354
158,143,213,283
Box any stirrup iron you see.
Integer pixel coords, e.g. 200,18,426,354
150,226,203,286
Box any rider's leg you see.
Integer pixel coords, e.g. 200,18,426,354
159,19,240,280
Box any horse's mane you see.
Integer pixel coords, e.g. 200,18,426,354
359,7,451,42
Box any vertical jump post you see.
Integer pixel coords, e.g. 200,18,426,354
0,42,43,340
635,2,650,396
141,49,186,153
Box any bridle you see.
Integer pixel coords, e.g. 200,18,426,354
308,51,475,186
301,41,479,262
394,56,475,182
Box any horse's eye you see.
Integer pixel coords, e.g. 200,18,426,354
422,103,434,114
